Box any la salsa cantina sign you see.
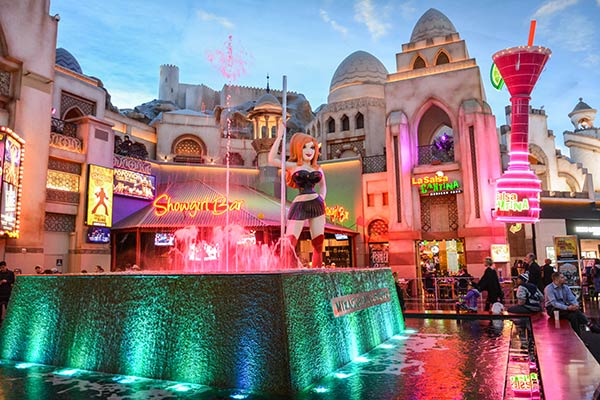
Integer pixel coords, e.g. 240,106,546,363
412,171,462,196
153,193,243,217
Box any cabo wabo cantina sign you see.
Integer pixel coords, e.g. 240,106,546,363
412,171,462,196
153,193,244,217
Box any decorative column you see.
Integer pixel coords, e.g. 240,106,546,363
492,46,551,223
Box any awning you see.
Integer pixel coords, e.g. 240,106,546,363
540,200,600,220
112,181,357,234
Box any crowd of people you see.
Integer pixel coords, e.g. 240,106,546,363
451,254,600,337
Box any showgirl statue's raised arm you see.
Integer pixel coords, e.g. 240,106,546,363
268,123,327,267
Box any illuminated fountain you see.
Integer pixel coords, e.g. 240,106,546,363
492,45,551,223
0,37,404,397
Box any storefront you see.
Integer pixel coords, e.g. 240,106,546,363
111,181,356,270
566,219,600,259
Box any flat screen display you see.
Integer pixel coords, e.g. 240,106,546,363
155,232,175,246
87,226,111,243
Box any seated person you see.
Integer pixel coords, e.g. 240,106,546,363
455,267,472,294
455,281,480,312
508,272,543,314
545,272,600,336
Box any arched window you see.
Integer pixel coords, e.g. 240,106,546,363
173,135,205,164
355,112,364,129
227,152,244,166
327,117,335,133
435,52,450,65
341,114,349,131
271,125,277,137
63,107,84,121
368,219,389,242
413,56,426,69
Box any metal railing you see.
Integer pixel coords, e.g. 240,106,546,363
362,154,387,173
417,144,454,165
51,117,78,138
396,277,518,308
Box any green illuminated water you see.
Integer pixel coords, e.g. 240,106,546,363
0,269,403,396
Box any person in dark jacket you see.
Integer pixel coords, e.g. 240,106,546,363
478,257,503,311
540,258,554,291
0,261,15,320
524,253,541,288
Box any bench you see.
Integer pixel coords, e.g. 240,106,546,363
529,314,600,400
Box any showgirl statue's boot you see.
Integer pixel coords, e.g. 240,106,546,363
311,235,324,268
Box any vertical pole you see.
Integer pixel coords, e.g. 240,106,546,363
280,76,287,239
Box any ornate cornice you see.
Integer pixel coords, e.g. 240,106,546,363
251,138,276,152
323,97,386,113
49,132,83,153
113,154,152,174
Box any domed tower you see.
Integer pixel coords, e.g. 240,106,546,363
55,48,83,74
247,92,284,140
384,8,504,278
564,98,600,190
312,50,387,160
159,64,179,105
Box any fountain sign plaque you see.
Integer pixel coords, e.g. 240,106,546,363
331,288,391,317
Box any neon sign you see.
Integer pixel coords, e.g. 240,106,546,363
412,171,462,196
153,193,244,217
510,373,539,393
326,205,350,223
496,192,530,212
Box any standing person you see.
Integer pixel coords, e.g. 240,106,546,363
540,258,555,292
268,124,327,268
524,253,541,288
456,267,472,295
592,258,600,298
478,257,503,311
507,272,544,314
0,261,15,320
545,272,600,336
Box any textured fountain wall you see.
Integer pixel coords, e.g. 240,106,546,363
0,269,403,395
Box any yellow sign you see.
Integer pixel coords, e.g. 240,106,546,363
86,165,114,227
491,244,510,263
326,204,350,223
553,235,579,261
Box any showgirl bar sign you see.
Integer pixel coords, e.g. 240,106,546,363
153,193,244,217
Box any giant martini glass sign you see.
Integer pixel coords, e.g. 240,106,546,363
492,45,551,223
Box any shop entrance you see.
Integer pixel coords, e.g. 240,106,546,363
416,238,466,297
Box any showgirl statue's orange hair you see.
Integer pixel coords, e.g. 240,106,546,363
285,132,320,188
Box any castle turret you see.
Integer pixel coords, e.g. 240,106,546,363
159,64,179,104
564,98,600,191
568,98,596,130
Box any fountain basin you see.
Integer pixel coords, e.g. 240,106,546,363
0,268,403,396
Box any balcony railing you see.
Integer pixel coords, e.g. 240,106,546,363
417,144,454,165
51,117,78,138
362,154,387,173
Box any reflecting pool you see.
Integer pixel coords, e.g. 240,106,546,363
0,318,514,399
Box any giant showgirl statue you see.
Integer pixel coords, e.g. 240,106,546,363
268,124,327,267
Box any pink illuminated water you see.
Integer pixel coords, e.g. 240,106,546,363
169,225,302,272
